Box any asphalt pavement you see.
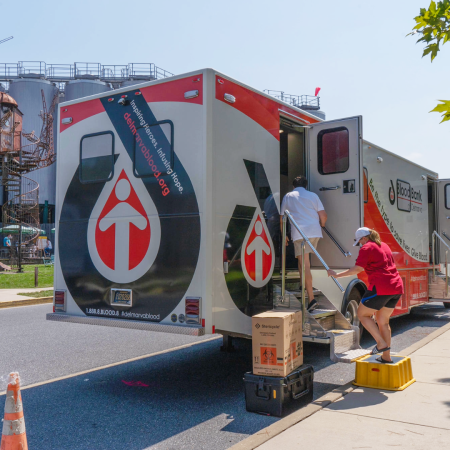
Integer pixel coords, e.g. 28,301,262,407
0,302,449,449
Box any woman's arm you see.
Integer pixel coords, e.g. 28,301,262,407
327,265,364,278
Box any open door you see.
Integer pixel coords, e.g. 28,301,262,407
437,179,450,263
307,116,363,269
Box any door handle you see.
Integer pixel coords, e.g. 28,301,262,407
319,186,341,191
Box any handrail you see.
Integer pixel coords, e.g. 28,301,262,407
443,231,450,243
281,210,345,318
432,230,449,296
322,226,352,258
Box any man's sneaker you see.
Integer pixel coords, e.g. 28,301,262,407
307,299,318,312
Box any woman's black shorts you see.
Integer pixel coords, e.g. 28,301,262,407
361,287,401,311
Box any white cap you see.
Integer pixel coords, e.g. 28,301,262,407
353,227,371,246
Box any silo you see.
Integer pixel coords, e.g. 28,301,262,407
120,79,152,89
8,77,59,213
64,79,111,102
0,83,4,92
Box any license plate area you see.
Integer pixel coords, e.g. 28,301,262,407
110,289,132,307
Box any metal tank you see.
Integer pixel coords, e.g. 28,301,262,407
120,79,152,89
8,76,58,208
64,79,111,102
309,110,326,120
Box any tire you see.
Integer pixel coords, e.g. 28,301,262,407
342,290,364,339
444,302,450,309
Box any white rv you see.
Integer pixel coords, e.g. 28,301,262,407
48,69,450,361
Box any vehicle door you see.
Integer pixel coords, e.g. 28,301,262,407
307,116,363,269
437,179,450,263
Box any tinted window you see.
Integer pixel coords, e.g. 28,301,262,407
318,127,349,175
80,132,114,183
133,121,174,178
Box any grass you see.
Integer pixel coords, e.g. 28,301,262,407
17,289,53,298
0,264,54,289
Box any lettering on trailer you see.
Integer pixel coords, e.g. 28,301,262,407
396,179,423,213
368,178,428,262
224,160,277,316
59,90,201,322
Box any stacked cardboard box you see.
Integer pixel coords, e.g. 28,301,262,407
252,310,303,377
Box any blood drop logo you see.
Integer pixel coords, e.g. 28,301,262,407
87,155,161,283
241,211,275,288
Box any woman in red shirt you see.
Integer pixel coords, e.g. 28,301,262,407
327,227,403,363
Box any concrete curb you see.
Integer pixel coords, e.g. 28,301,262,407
229,320,450,450
0,297,53,309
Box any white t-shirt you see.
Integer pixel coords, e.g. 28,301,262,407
280,187,324,241
47,241,52,250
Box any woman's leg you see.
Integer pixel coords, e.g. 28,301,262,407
375,307,395,361
357,303,388,350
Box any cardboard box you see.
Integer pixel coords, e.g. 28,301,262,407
252,310,303,377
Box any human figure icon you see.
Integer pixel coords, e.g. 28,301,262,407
246,220,270,282
99,178,148,271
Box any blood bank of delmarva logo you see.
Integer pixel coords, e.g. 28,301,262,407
87,156,161,284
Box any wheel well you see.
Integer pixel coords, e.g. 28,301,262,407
341,279,366,314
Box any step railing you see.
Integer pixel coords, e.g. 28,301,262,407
281,210,345,326
432,230,449,296
322,226,352,258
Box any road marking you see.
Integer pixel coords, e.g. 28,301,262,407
0,336,221,396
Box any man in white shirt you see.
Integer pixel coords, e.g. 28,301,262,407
280,176,327,311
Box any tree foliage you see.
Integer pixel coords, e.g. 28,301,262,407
409,1,450,122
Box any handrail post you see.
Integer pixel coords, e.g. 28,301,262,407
281,214,287,303
432,231,436,281
301,241,306,329
446,251,448,298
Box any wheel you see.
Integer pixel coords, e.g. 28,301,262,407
444,302,450,309
342,290,364,339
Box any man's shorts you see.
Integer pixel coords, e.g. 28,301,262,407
294,237,320,257
361,287,401,311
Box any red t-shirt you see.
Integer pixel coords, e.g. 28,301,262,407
355,242,404,295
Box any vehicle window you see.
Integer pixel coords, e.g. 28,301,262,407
80,131,114,184
363,167,368,203
133,121,174,178
446,184,450,209
318,127,349,175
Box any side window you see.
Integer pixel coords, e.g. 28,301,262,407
317,127,349,175
80,131,114,184
363,167,368,203
445,184,450,210
133,121,174,178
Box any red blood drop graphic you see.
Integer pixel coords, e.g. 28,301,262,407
95,170,151,270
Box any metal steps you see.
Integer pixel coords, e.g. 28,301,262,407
274,285,370,364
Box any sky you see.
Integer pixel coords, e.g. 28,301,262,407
0,0,449,177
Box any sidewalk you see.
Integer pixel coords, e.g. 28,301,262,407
249,324,450,449
0,287,53,308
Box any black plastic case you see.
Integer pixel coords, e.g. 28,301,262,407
244,364,314,417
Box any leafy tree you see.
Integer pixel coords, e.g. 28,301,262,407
409,1,450,122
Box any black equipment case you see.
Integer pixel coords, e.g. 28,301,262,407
244,364,314,417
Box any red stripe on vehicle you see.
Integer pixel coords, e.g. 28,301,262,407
364,185,428,269
140,75,203,105
215,76,318,140
60,98,105,132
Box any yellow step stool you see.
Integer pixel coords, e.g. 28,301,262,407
353,355,415,391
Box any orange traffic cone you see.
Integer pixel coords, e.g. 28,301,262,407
1,373,28,450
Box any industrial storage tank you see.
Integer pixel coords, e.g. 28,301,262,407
120,79,151,89
64,79,111,102
8,76,58,212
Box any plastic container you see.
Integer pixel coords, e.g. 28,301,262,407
244,364,314,417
